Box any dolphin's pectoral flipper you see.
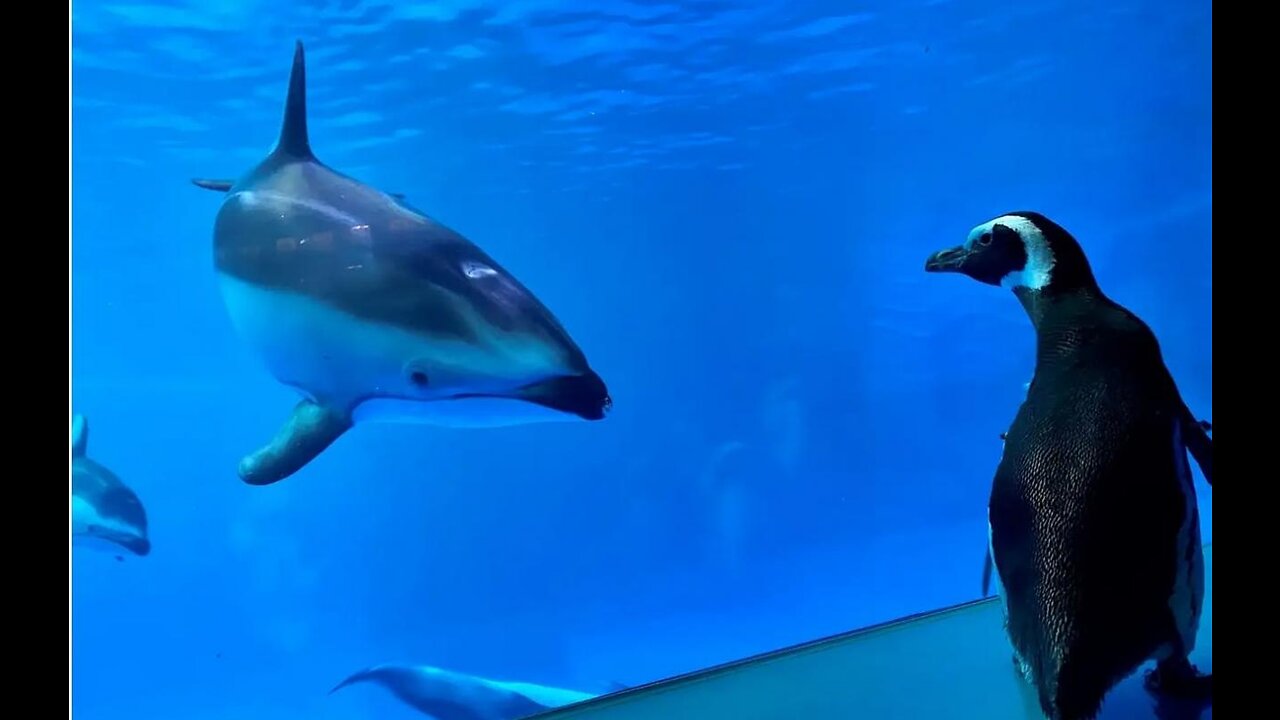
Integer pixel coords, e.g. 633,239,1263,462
192,178,236,192
1181,410,1213,487
238,400,352,485
190,176,409,200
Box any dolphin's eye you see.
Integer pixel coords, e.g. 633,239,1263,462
977,232,993,247
409,371,429,387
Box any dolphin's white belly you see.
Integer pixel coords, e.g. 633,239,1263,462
217,275,578,427
72,532,131,555
71,495,138,552
71,495,97,536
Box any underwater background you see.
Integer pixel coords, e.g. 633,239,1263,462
70,1,1212,718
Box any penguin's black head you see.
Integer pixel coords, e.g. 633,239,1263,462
924,211,1096,294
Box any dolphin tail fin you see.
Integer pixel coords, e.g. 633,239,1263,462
72,414,88,457
329,665,388,695
238,400,351,486
192,178,235,192
272,40,313,159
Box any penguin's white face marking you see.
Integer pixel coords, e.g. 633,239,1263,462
962,215,1055,291
926,213,1052,288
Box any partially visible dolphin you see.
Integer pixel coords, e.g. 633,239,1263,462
193,41,611,486
329,663,602,720
71,415,151,557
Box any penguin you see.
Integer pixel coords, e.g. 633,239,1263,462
925,211,1213,720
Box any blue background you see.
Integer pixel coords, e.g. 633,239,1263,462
71,1,1212,717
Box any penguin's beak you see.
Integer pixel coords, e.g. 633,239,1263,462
924,245,969,274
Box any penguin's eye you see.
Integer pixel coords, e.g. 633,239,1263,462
977,232,993,247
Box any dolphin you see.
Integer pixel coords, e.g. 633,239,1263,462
193,41,611,486
329,663,601,720
71,415,151,557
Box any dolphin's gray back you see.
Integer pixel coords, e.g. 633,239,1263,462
212,157,589,371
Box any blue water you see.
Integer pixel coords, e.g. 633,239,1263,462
70,1,1212,718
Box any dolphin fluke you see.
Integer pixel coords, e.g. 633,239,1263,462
238,400,352,485
329,666,384,695
274,39,313,159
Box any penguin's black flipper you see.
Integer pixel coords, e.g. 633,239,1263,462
982,548,993,597
1181,411,1213,486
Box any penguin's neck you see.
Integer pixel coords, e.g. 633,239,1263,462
1015,285,1114,361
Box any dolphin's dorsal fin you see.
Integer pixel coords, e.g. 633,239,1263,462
72,414,88,457
192,178,235,192
273,40,313,160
